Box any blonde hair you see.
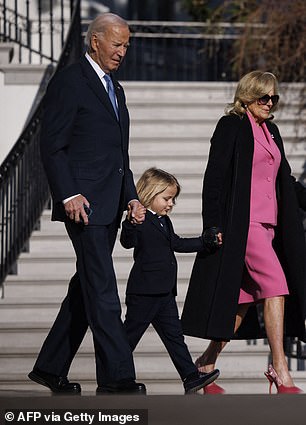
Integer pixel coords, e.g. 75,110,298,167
85,13,129,51
136,168,181,208
226,70,279,118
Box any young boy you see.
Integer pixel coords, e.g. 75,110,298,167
120,167,219,394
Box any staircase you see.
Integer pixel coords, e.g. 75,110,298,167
2,82,306,394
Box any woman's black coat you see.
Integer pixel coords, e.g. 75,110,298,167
181,114,306,341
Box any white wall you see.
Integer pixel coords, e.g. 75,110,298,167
0,0,72,163
0,70,41,163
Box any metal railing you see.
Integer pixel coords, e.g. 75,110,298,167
0,0,75,64
114,21,244,81
0,0,81,294
77,19,266,81
246,305,306,368
79,19,238,81
285,338,306,370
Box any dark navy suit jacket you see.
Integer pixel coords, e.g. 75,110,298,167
40,55,137,225
120,211,206,296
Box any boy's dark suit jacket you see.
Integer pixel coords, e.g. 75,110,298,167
120,210,205,295
40,55,137,225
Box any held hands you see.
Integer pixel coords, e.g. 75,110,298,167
127,200,146,224
64,194,91,225
202,227,223,252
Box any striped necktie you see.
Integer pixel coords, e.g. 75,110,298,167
104,74,119,119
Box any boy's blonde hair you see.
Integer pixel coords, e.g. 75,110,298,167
136,167,181,208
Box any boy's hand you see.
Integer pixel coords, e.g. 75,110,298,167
128,200,146,224
203,227,223,251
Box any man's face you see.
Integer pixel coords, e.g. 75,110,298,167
90,25,130,74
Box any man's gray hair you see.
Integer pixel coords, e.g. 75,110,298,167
85,13,129,48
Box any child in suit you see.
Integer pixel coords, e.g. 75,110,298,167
120,167,219,394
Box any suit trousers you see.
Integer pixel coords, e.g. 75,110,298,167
124,293,197,380
34,220,135,385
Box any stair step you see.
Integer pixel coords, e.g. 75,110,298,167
27,222,203,248
0,321,268,353
129,156,304,177
0,64,47,84
128,104,305,122
14,251,196,277
0,298,192,322
3,277,191,299
1,370,305,395
130,121,216,139
32,215,203,238
0,43,14,64
129,138,209,155
17,244,199,258
0,347,270,369
129,104,225,120
124,82,236,102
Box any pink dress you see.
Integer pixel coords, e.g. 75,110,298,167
238,113,289,304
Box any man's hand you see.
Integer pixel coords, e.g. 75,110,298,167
64,194,90,225
128,200,146,224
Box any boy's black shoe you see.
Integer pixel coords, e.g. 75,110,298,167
184,369,220,394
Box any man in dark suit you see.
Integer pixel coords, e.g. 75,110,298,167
28,13,146,394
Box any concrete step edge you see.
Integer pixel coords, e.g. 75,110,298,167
0,346,269,355
16,251,196,260
1,370,305,381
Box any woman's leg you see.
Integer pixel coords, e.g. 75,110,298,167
263,295,294,387
196,303,250,372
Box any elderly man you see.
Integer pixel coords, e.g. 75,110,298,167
28,13,146,395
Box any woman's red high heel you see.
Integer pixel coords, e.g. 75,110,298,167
203,382,225,394
264,364,303,394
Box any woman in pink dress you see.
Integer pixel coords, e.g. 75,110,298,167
182,71,306,394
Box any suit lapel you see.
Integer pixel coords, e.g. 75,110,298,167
254,133,274,157
148,211,170,239
79,56,119,121
262,121,281,158
247,111,275,157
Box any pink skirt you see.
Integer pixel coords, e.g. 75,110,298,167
238,222,289,304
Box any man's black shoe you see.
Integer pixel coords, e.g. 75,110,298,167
28,369,81,394
184,369,220,394
96,379,146,395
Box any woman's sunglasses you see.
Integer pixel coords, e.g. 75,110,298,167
257,94,279,106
